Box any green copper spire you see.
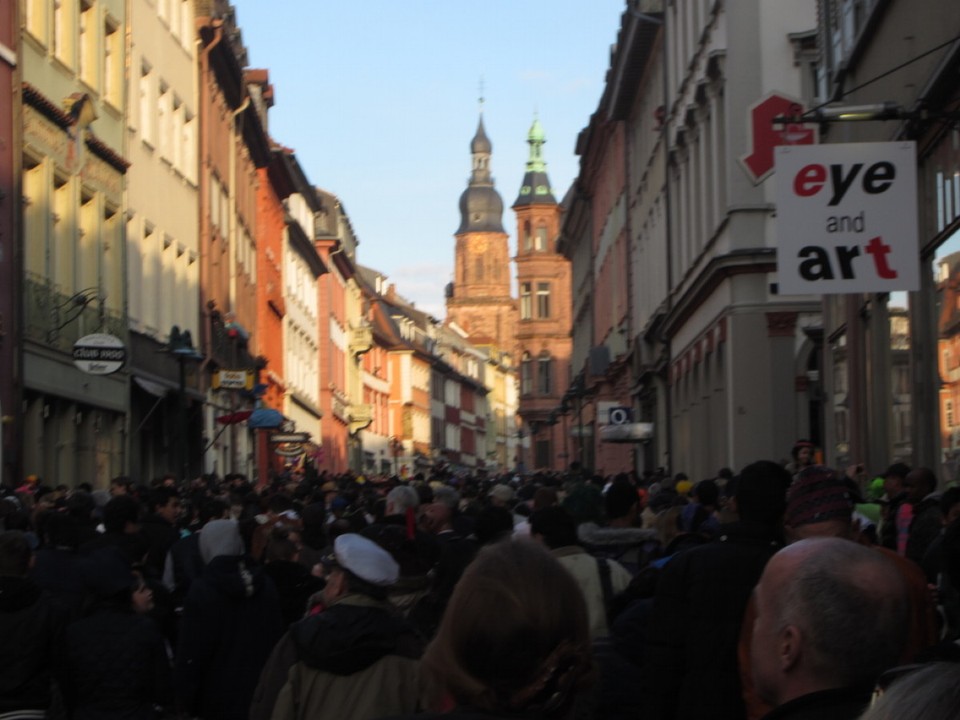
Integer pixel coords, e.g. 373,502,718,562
526,115,547,173
513,114,556,208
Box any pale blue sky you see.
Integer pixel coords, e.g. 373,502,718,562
232,1,626,318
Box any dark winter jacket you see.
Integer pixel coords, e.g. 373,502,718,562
31,545,86,616
0,576,65,716
140,513,180,580
262,559,325,626
759,686,874,720
62,602,171,720
249,594,423,720
640,521,783,720
175,555,283,720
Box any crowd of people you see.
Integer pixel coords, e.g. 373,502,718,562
2,447,960,720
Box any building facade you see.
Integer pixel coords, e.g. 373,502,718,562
513,118,573,472
126,0,202,484
813,0,960,480
196,1,269,480
564,0,822,478
20,0,130,488
0,0,17,486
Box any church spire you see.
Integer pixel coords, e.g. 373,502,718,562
513,114,556,207
457,103,505,235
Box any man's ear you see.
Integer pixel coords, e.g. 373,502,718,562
779,625,802,672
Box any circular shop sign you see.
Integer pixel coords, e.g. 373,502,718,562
73,333,126,375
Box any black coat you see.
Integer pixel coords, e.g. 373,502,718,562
640,521,783,720
0,576,65,716
62,603,171,720
175,555,283,720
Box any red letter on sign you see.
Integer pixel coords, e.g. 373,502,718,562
794,164,826,197
865,236,898,279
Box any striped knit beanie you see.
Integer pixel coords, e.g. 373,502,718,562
784,465,854,527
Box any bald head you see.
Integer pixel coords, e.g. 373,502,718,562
751,538,907,708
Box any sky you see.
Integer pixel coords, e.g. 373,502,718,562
232,0,627,319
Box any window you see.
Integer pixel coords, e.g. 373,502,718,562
523,221,532,251
158,83,171,159
535,226,547,251
538,355,552,395
79,1,95,87
535,440,551,469
521,352,533,395
537,282,551,319
139,64,154,145
475,256,483,281
948,401,955,429
25,0,49,45
520,282,532,320
104,19,121,107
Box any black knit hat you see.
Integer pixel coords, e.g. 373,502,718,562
785,465,854,527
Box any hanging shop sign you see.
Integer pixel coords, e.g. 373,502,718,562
73,333,126,375
775,141,920,295
275,443,305,458
213,369,254,390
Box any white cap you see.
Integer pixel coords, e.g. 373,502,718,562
333,533,399,587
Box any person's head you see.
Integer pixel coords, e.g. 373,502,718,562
532,486,558,511
750,538,907,708
198,519,245,564
783,465,856,542
530,506,579,550
692,479,719,508
903,467,937,504
735,460,792,526
81,546,153,613
265,525,299,563
321,532,399,605
862,662,960,720
385,485,419,517
422,539,593,717
488,484,516,509
433,486,460,512
109,475,133,497
149,487,181,525
604,481,639,523
941,487,960,526
791,440,815,467
102,495,142,535
419,502,453,535
883,463,911,497
473,506,515,546
0,530,32,577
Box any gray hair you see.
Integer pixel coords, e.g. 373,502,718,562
433,486,460,511
862,663,960,720
775,538,907,688
386,486,420,514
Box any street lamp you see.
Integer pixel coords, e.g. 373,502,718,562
167,326,203,482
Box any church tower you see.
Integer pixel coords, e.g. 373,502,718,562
445,113,516,354
513,116,572,472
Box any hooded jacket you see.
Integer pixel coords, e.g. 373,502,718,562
250,594,422,720
175,549,283,720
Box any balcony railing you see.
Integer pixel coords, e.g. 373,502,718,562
24,273,126,353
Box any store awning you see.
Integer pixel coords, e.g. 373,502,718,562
248,408,285,429
216,410,253,425
599,422,654,443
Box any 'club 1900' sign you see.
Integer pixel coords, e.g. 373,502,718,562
73,333,126,375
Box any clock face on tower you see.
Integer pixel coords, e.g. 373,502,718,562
474,237,489,252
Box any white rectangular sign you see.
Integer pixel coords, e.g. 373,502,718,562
775,142,919,295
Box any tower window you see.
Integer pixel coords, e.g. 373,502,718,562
521,352,533,395
535,226,547,251
523,221,532,251
536,282,551,319
538,354,553,395
520,282,532,320
475,256,483,281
